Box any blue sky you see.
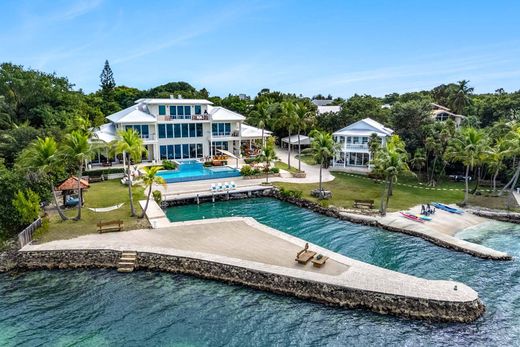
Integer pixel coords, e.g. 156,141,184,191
1,0,519,98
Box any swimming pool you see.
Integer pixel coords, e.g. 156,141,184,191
157,160,241,183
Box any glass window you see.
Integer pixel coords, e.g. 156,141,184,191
349,153,356,165
141,125,149,138
182,144,189,158
169,106,176,116
225,123,231,135
160,146,167,159
190,144,196,158
125,125,132,131
166,124,173,138
174,145,182,159
167,145,174,159
174,124,181,138
196,123,203,137
189,124,196,137
197,143,203,158
195,105,201,114
177,106,184,116
353,137,360,144
212,123,217,135
184,106,191,116
158,124,166,139
181,124,189,138
362,137,368,144
219,123,225,134
159,105,166,115
346,137,352,144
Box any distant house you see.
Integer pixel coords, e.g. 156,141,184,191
431,103,464,127
331,118,394,173
312,99,341,115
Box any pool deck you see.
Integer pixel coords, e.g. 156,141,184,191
21,215,481,315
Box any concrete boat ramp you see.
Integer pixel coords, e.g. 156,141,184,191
19,216,484,322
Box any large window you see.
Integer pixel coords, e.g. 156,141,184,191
158,124,166,139
195,105,201,115
159,105,166,115
125,125,149,139
212,122,231,136
174,124,181,138
184,106,191,117
158,123,203,138
196,123,203,137
166,124,173,138
181,124,189,138
169,106,176,116
211,141,229,155
160,143,203,160
347,152,369,166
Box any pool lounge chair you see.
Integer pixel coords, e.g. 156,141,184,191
210,183,217,192
224,182,229,190
295,243,316,264
230,181,236,189
217,183,223,191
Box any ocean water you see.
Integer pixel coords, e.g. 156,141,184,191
1,198,520,346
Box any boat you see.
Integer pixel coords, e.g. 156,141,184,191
400,212,424,223
431,202,464,214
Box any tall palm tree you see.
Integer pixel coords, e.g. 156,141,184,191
500,125,520,195
485,139,510,191
116,128,146,217
410,148,426,174
248,101,273,146
373,135,412,216
257,137,277,183
274,101,298,169
17,137,69,221
450,80,474,114
61,130,95,220
446,127,488,205
294,102,316,172
137,166,166,218
304,130,340,193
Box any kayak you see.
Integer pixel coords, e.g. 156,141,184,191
432,202,464,214
400,212,424,223
414,213,432,221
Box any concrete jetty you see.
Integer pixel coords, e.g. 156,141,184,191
18,216,484,322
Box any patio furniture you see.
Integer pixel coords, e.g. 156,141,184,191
210,183,217,192
295,243,316,264
97,220,124,233
353,199,374,209
311,254,329,268
230,181,236,189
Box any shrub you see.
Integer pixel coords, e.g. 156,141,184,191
279,187,303,199
162,160,177,170
269,167,280,174
152,190,162,204
240,165,254,176
244,158,258,164
12,189,41,225
203,161,213,167
252,168,261,175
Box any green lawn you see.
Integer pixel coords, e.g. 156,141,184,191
295,154,317,165
275,161,301,174
275,172,466,211
35,180,149,243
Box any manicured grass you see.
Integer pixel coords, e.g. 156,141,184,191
275,161,301,174
35,180,149,243
295,154,317,165
275,172,465,211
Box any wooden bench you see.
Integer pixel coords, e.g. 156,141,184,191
353,199,374,209
97,220,123,233
311,254,329,268
295,242,316,264
102,161,112,167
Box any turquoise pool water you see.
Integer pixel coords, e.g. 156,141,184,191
2,198,520,346
157,160,240,183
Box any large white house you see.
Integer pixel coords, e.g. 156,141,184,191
331,118,394,173
92,97,269,163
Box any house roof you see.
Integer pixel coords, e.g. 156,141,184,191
333,118,394,137
241,123,272,139
282,135,311,145
92,123,117,143
135,98,213,105
317,105,341,114
106,105,156,124
56,176,90,191
312,99,334,106
207,106,245,121
431,103,451,111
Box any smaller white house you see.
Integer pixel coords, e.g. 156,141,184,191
312,99,341,115
431,103,465,127
331,118,393,173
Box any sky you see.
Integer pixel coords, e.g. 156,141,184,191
1,0,519,98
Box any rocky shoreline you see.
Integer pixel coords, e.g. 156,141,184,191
7,249,485,323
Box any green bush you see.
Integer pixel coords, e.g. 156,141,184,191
269,167,280,174
12,189,40,225
203,161,213,167
162,160,178,170
152,190,162,204
244,158,258,164
240,165,254,176
279,187,303,199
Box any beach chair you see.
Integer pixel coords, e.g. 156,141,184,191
295,243,316,265
311,254,329,268
224,182,229,190
230,181,236,189
217,183,223,191
210,183,217,192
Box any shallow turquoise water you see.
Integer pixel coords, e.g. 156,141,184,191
157,160,240,183
2,198,520,346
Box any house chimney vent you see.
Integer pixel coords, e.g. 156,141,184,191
178,94,182,99
169,94,174,99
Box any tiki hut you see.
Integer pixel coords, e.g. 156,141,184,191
56,176,90,206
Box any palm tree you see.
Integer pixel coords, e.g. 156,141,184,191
373,135,412,216
17,137,69,221
446,127,488,205
61,130,95,220
248,101,273,146
304,130,340,193
410,148,426,174
485,139,510,191
257,137,277,183
274,101,298,169
450,80,474,114
137,166,166,218
116,128,146,217
294,102,315,172
500,125,520,195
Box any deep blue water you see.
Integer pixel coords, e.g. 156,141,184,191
1,198,520,346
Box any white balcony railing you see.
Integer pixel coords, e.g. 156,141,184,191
139,134,156,141
157,115,209,121
344,144,368,150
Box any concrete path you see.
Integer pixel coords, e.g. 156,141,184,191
22,216,478,303
275,147,335,183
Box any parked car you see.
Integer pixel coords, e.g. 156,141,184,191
449,174,473,182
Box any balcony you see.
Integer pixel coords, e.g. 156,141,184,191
211,131,240,139
139,134,156,141
158,114,209,121
343,144,368,150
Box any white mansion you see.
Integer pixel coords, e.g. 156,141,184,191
92,97,268,163
331,118,394,173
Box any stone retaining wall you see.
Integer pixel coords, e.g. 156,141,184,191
11,249,485,323
468,209,520,224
